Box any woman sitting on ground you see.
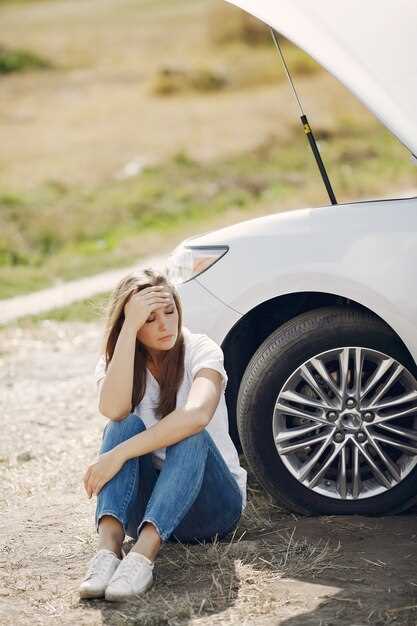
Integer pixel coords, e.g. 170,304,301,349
79,267,247,601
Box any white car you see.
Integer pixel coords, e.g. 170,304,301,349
166,0,417,516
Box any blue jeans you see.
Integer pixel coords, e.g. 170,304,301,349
95,413,243,543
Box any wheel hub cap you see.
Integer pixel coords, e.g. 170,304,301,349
340,411,363,432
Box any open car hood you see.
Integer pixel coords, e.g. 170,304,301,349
225,0,417,157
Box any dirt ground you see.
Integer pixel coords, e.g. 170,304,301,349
1,320,417,626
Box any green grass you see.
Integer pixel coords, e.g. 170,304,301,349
0,45,51,74
1,115,416,301
151,65,228,96
2,290,111,328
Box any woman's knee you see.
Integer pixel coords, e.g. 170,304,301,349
101,413,146,450
166,428,210,456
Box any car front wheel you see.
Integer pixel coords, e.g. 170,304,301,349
237,306,417,515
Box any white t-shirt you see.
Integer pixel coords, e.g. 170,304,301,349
94,326,247,512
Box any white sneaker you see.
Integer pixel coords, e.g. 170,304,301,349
79,548,121,599
105,551,154,601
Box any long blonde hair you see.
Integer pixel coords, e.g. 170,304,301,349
100,267,185,419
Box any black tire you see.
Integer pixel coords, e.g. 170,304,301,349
237,305,417,515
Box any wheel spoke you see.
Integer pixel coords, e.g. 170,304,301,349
337,445,347,499
310,357,342,401
352,440,392,489
308,442,345,489
352,445,360,498
275,423,327,444
377,422,417,442
339,347,350,403
277,434,330,455
369,390,417,411
352,347,364,403
274,401,328,425
300,365,337,406
366,436,401,482
297,433,334,482
372,433,417,455
366,363,403,408
361,357,394,400
280,388,330,410
373,404,417,424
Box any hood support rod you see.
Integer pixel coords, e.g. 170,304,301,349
270,28,337,206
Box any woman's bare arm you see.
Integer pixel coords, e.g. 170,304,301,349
98,320,138,420
111,368,222,460
84,368,223,499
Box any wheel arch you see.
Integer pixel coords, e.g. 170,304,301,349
222,290,416,450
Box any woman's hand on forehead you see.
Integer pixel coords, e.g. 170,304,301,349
149,287,175,310
124,285,174,330
158,295,175,310
141,286,173,300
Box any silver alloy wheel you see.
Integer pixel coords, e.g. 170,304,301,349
273,346,417,500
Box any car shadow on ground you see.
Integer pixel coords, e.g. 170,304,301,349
277,507,417,626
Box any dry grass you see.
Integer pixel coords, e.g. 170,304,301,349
2,321,417,625
151,65,228,96
207,3,271,47
113,524,341,625
0,320,342,625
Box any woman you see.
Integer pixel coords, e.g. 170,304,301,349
79,267,247,602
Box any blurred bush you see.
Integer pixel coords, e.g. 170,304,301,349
151,65,228,96
207,4,270,46
0,44,51,74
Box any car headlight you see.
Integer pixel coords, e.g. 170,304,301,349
166,245,229,285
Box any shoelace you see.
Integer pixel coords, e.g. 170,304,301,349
84,552,117,581
110,556,149,586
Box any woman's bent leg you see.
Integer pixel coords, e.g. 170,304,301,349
95,413,158,538
170,444,242,544
171,434,242,543
137,430,242,543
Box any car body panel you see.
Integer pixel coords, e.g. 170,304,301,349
178,198,417,365
176,276,241,343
